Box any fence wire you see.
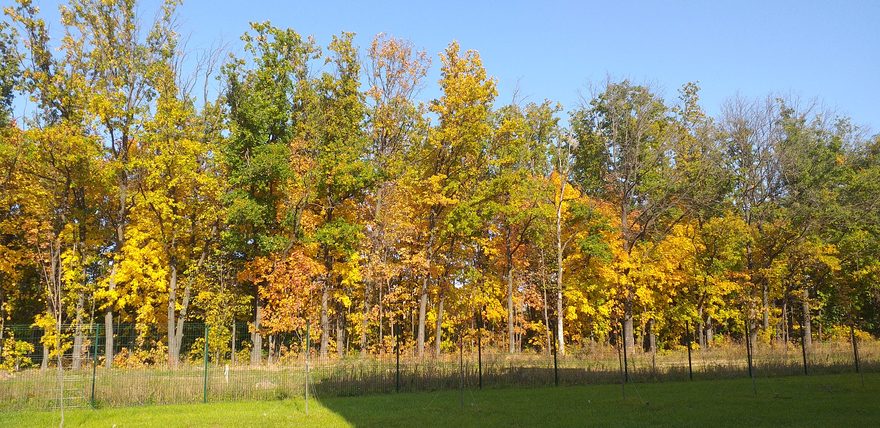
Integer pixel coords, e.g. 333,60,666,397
0,322,876,410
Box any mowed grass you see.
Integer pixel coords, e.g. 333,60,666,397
1,373,877,427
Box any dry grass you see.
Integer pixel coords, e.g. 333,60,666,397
1,339,876,410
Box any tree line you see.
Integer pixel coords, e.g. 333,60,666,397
0,0,878,368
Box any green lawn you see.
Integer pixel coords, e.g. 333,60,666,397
2,373,877,427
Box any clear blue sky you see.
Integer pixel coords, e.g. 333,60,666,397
22,0,880,130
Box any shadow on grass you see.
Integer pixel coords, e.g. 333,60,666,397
311,372,879,428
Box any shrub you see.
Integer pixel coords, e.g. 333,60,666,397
1,334,35,372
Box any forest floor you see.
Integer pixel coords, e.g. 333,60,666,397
1,372,877,427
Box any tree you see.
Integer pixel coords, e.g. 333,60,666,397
486,101,553,353
0,18,21,359
223,22,317,363
1,4,879,370
42,0,182,367
572,80,681,350
6,0,106,372
119,34,224,365
779,104,849,343
408,41,496,357
687,213,749,348
719,96,842,344
836,135,880,334
547,122,579,355
669,83,734,347
248,248,321,338
304,32,375,358
363,33,429,355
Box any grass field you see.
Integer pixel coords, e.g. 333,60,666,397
1,373,877,427
3,341,876,410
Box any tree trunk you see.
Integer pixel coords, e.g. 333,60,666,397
706,315,713,347
783,300,789,348
390,318,396,353
268,335,275,365
0,290,4,360
251,303,262,365
105,264,117,368
336,314,345,358
555,176,566,356
72,292,85,369
697,306,706,349
556,286,564,356
646,318,656,353
44,239,63,371
802,288,812,352
539,252,550,355
507,260,515,354
231,323,237,364
72,215,88,371
516,304,523,352
167,264,178,366
360,293,369,357
378,279,386,355
620,182,636,352
434,294,444,357
41,343,49,370
542,289,550,355
623,300,635,352
555,229,565,356
749,320,758,348
320,284,330,358
762,282,769,332
172,250,204,365
172,284,191,364
107,168,128,369
417,276,429,358
745,244,758,347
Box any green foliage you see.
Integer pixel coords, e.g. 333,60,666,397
0,333,34,372
0,2,878,366
222,22,318,257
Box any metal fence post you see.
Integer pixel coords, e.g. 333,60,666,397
203,323,209,403
851,324,864,387
551,319,559,386
745,318,756,395
90,323,99,408
745,319,753,377
850,324,860,373
799,317,808,375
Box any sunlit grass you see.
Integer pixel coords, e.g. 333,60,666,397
1,373,877,427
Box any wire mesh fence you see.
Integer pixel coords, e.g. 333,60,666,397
0,322,876,411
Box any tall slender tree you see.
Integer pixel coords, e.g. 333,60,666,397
305,32,375,357
410,41,496,357
223,22,317,364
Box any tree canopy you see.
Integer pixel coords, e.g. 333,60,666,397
0,0,878,367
